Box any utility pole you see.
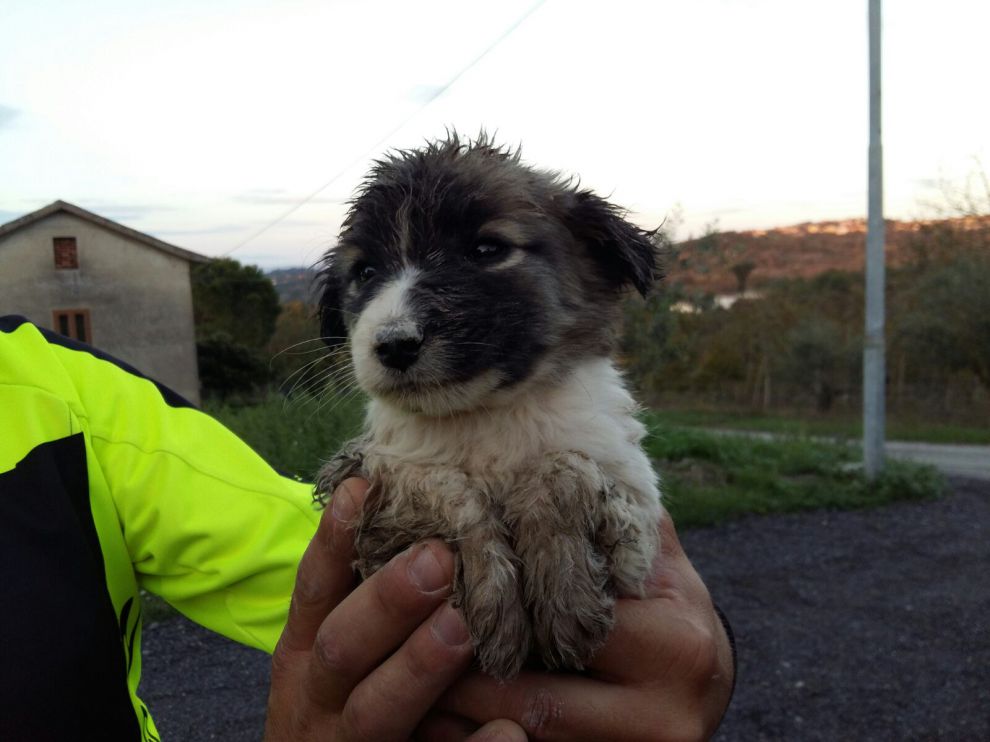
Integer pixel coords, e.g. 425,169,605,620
864,0,886,479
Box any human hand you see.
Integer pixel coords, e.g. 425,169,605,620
264,478,526,742
420,511,735,741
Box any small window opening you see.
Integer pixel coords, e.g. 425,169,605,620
53,237,79,269
53,309,91,344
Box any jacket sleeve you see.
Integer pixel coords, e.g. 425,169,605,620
2,317,322,653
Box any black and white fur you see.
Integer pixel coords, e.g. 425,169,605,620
315,133,663,679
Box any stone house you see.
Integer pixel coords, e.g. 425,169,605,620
0,200,208,404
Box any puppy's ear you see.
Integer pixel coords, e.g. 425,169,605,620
565,190,660,297
316,254,348,347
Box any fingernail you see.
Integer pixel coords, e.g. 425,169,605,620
331,483,356,523
408,544,448,593
432,603,470,646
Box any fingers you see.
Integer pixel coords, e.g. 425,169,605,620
306,539,457,711
416,712,478,741
638,509,691,598
586,599,668,680
416,715,527,742
467,719,528,742
267,483,476,742
340,602,474,740
277,478,369,654
590,510,720,681
587,597,720,685
438,671,641,742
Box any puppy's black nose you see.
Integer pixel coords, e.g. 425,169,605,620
375,332,423,371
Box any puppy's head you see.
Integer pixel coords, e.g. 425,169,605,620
318,133,658,415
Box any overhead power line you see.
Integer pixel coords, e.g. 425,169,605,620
222,0,547,257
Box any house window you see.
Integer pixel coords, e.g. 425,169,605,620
53,309,92,344
53,237,79,269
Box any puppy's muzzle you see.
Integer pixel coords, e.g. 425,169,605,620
374,322,424,372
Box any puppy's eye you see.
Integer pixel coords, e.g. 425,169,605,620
469,241,509,262
354,264,377,284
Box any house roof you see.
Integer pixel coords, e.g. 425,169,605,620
0,200,210,264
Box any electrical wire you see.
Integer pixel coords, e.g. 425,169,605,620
221,0,547,257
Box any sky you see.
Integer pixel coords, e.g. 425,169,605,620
1,0,987,270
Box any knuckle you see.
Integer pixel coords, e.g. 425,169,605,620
374,560,417,618
403,626,454,680
672,616,718,683
520,686,564,737
685,623,719,681
311,626,351,677
292,572,326,609
269,640,295,680
312,509,336,551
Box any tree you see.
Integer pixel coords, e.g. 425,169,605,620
896,254,990,392
730,261,756,294
893,160,990,399
265,300,339,396
192,258,280,348
780,317,846,412
191,258,281,399
196,332,271,400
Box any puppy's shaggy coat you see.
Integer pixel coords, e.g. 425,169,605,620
315,134,662,679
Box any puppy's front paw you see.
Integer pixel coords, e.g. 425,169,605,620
313,436,368,508
469,593,531,681
507,451,619,670
457,542,531,680
529,537,615,670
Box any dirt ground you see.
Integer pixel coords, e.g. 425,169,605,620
141,477,990,740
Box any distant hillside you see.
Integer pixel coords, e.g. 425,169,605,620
669,215,990,294
267,267,319,305
266,215,990,301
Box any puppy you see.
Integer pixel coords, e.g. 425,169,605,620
314,134,663,680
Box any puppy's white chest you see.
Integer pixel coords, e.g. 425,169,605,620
364,359,658,508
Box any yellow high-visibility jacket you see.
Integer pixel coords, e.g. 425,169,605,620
0,316,320,740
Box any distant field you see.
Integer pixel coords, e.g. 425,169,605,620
204,395,945,529
649,407,990,446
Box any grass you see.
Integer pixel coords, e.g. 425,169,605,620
640,412,945,528
204,393,365,481
650,407,990,446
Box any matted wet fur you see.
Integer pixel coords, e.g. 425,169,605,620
314,133,663,679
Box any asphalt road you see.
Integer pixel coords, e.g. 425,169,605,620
709,428,990,480
141,477,990,741
883,440,990,480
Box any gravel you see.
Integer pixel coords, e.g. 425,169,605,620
141,477,990,740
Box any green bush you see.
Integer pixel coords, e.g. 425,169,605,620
205,392,364,482
196,331,271,401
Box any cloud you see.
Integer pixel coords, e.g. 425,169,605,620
0,104,19,129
